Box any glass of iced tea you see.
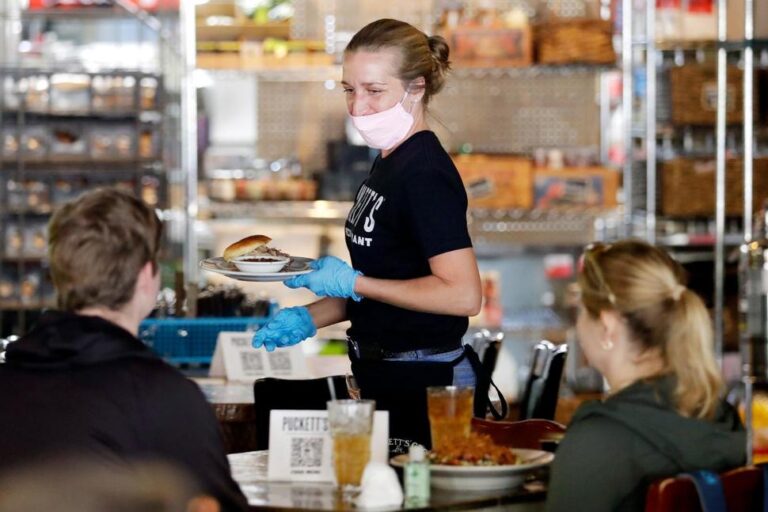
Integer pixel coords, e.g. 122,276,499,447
326,399,375,495
427,386,474,453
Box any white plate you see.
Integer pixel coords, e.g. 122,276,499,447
390,448,553,492
200,256,314,282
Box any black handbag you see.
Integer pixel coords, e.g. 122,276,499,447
351,345,507,451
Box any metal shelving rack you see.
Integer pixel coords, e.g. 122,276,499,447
622,0,765,351
623,0,763,464
0,0,190,336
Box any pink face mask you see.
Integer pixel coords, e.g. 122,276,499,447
349,92,414,151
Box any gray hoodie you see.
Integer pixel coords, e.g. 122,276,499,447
546,375,746,512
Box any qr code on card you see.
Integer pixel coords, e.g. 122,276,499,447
268,351,291,372
290,437,323,468
239,352,264,373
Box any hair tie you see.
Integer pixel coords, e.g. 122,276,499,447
672,284,686,301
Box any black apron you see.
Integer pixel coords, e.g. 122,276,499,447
350,345,507,453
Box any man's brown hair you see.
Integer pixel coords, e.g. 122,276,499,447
48,187,162,311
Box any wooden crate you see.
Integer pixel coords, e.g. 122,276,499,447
669,65,760,125
535,19,616,65
661,157,768,217
452,154,533,209
533,167,620,208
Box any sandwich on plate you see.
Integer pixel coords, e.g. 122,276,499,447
223,235,290,273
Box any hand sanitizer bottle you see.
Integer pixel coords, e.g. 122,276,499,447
404,444,430,506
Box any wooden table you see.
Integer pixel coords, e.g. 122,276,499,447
198,380,549,510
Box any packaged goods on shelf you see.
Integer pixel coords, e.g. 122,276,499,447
452,154,533,209
6,180,51,214
23,75,50,113
52,178,85,205
92,75,136,112
139,128,158,159
669,65,761,125
656,0,717,42
443,25,532,68
140,77,159,111
2,77,20,110
3,221,47,258
2,124,156,162
533,167,620,209
4,225,23,256
50,125,87,156
50,74,90,115
661,157,768,217
89,126,135,159
0,272,15,302
655,0,682,42
2,127,49,160
535,18,615,65
208,176,317,202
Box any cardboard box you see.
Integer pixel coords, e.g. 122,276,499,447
727,0,768,41
452,154,533,209
444,25,532,68
533,167,620,209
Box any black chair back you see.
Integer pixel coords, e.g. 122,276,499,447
518,340,568,420
468,330,504,418
252,375,348,450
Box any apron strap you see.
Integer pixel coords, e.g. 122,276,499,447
464,345,508,420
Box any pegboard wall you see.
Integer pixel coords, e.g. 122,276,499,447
257,79,347,168
292,0,592,42
431,68,602,154
262,0,605,169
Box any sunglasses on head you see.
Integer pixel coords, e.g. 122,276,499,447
581,242,616,306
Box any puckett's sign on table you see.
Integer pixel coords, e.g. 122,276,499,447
267,410,389,483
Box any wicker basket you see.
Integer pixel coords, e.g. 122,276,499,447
661,157,768,217
669,65,760,125
535,19,616,65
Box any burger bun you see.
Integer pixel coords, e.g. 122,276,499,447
223,234,272,262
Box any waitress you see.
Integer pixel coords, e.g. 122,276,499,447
253,18,483,446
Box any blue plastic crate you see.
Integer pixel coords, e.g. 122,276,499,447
139,313,274,365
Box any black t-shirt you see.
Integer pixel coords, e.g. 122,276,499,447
345,131,473,352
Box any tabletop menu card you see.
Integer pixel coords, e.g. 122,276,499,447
266,409,389,482
209,331,309,382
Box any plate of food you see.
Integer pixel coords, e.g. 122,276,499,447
200,235,314,282
390,434,554,491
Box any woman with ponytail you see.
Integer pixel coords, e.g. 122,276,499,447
252,19,485,447
546,239,745,512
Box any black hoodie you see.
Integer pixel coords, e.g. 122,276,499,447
546,375,746,512
0,311,248,512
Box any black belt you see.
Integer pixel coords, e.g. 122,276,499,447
347,338,462,361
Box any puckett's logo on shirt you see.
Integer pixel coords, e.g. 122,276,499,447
345,184,385,247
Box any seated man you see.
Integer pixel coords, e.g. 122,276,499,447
0,188,248,512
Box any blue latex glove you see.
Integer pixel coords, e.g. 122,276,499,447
252,306,317,352
284,256,363,301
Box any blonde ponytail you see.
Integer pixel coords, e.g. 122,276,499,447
580,240,724,419
666,289,723,419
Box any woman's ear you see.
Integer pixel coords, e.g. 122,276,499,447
599,309,623,344
407,77,426,102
